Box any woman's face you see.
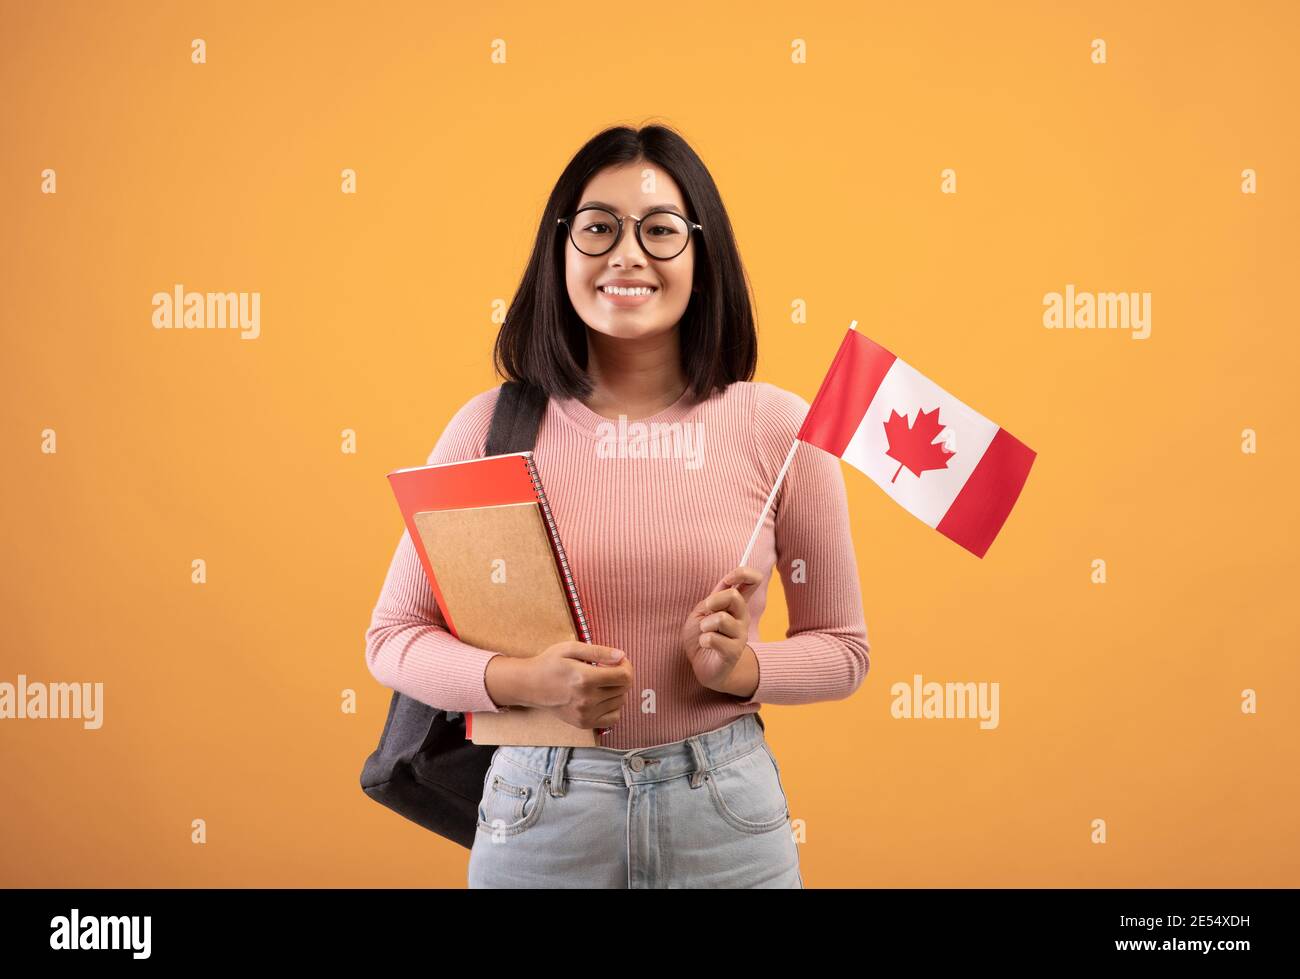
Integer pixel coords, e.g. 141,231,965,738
564,162,695,341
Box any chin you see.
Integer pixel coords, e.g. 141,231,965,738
590,319,676,341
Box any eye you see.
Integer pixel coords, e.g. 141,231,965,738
583,222,613,234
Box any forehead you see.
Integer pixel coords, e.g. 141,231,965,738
578,163,686,212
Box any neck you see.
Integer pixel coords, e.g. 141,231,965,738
582,327,688,420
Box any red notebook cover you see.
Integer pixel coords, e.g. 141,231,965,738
386,450,608,739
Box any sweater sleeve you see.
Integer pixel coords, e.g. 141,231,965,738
363,386,510,713
741,382,871,705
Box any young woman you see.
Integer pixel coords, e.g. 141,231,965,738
365,124,870,888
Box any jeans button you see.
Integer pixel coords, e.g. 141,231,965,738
628,756,645,772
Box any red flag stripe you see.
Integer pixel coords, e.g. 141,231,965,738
797,330,897,456
935,427,1037,558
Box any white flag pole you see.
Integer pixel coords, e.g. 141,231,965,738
736,318,858,568
739,438,800,567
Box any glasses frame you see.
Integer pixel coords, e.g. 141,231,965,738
557,205,703,260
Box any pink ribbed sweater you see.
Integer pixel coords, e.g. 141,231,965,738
364,380,870,749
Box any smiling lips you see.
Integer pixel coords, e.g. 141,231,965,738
597,283,658,307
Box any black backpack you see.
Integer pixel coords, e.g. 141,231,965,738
360,380,550,849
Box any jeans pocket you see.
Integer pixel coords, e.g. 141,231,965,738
703,743,790,834
476,757,549,838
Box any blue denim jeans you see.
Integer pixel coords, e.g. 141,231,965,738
467,713,803,888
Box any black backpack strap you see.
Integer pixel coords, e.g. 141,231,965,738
361,378,551,851
484,380,548,456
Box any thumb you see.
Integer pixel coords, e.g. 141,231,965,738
587,644,625,664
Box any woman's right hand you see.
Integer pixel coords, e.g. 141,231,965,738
487,641,632,729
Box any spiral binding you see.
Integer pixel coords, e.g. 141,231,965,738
522,453,592,644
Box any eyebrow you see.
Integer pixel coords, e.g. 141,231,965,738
578,200,686,217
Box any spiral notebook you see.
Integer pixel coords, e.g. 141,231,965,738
386,451,603,747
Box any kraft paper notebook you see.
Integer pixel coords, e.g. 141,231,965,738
387,451,602,747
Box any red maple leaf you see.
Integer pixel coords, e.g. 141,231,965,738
882,407,955,483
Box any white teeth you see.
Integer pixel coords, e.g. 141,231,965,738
600,285,656,296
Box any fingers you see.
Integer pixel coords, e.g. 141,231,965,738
726,565,764,590
558,642,624,664
580,657,634,689
701,586,749,620
698,630,735,650
699,610,743,641
593,704,624,727
593,690,626,714
710,565,763,595
591,691,627,727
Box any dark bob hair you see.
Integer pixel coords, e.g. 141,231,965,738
492,123,758,403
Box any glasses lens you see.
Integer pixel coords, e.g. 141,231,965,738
570,208,620,255
640,211,691,259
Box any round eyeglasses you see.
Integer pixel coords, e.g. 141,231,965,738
558,206,702,260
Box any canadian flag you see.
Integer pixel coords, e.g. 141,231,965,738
797,326,1036,558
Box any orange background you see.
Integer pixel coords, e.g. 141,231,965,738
2,0,1296,887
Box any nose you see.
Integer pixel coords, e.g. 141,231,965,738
609,216,649,268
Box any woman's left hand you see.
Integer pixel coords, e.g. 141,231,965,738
681,566,763,693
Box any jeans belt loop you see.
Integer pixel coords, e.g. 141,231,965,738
549,746,571,797
686,736,709,789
